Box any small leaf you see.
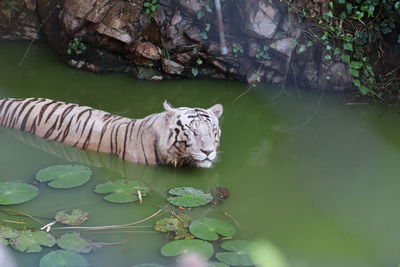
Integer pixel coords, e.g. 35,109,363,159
40,250,88,267
349,61,363,69
189,218,236,241
216,240,255,266
192,68,199,77
95,180,150,203
349,68,360,77
55,209,89,226
353,79,361,88
0,225,19,239
9,230,56,253
0,182,38,205
57,232,98,253
197,11,205,20
196,58,203,65
35,165,91,189
343,42,353,51
341,54,350,63
167,187,213,208
161,239,214,259
200,32,208,40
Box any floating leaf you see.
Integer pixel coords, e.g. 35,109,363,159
0,237,8,246
95,180,150,203
154,215,194,240
9,230,56,252
167,187,213,208
0,182,38,205
161,239,214,259
57,232,99,253
55,209,89,225
216,240,255,266
0,225,19,239
189,218,236,241
35,165,91,189
40,250,88,267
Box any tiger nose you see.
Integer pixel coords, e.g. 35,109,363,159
201,149,213,156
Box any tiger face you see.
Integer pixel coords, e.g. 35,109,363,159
161,101,223,168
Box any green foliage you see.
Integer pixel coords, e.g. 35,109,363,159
40,250,88,267
35,165,92,189
57,232,99,253
154,215,194,240
55,209,89,226
160,239,214,259
255,46,271,60
192,68,199,77
167,187,213,208
232,43,244,58
189,217,236,241
67,38,87,56
0,181,38,205
294,0,400,96
9,230,56,253
95,180,150,203
143,0,159,18
215,240,255,266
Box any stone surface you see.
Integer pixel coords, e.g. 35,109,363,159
178,0,202,13
135,42,162,60
162,59,185,75
239,0,281,39
270,38,297,58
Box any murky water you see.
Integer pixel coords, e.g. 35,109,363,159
1,42,400,267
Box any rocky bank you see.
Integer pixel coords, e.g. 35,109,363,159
1,0,355,90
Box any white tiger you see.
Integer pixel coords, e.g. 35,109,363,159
0,98,223,168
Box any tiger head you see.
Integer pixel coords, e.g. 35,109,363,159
160,101,223,168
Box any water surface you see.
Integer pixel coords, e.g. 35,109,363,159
0,42,400,267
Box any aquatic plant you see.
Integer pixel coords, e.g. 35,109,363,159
215,240,255,266
9,230,56,253
40,250,88,267
167,187,213,208
160,239,214,260
189,217,236,241
94,180,150,203
0,181,38,205
35,164,92,189
55,209,89,226
57,232,100,253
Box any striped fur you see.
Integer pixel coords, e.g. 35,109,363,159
0,98,223,168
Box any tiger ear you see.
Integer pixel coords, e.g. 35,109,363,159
163,100,175,112
208,104,223,118
163,100,176,120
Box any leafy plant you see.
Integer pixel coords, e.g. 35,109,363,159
55,209,89,226
192,68,199,77
189,217,236,241
40,250,88,267
232,43,244,58
57,232,100,253
67,38,87,56
160,239,214,260
0,225,19,245
143,0,159,18
35,165,92,189
94,180,150,203
215,240,255,266
9,230,56,253
255,46,271,60
0,181,38,205
154,215,194,240
167,187,213,208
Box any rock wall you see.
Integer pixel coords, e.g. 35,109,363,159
0,0,353,91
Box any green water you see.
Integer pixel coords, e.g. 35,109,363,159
1,42,400,267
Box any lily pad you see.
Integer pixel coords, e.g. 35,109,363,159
0,182,39,205
95,180,150,203
55,209,89,225
154,215,194,240
40,250,88,267
216,240,255,266
189,217,236,241
0,237,8,246
167,187,213,208
35,165,91,189
9,230,56,252
161,239,214,259
0,225,19,239
57,232,99,253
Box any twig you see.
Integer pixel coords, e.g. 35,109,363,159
224,212,240,228
0,208,46,226
52,206,165,231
